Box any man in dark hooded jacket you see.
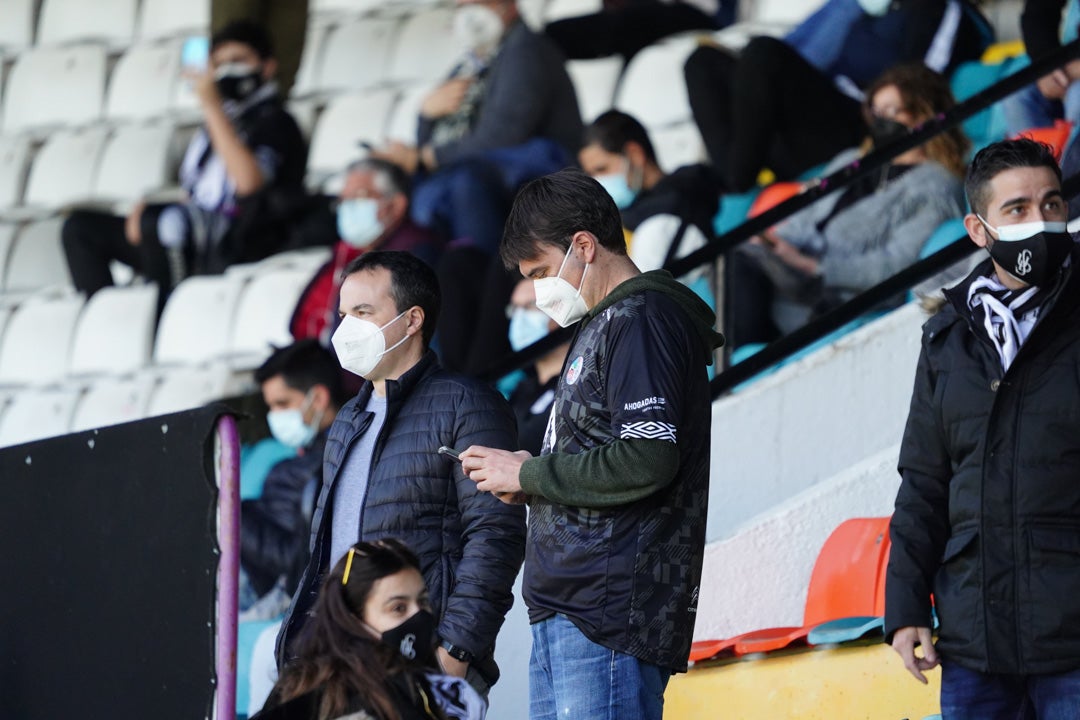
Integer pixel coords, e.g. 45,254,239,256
460,169,723,720
886,138,1080,717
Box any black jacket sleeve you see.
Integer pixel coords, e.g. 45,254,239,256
884,340,953,642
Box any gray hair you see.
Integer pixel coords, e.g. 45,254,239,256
345,157,412,200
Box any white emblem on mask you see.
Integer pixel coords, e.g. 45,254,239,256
1016,249,1033,276
400,633,417,660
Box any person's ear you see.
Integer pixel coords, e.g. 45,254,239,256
383,193,408,227
261,57,278,82
405,306,426,339
309,385,331,415
624,141,646,170
571,230,598,264
964,213,990,249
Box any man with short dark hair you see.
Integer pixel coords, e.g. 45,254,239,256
62,19,307,313
241,340,345,617
277,251,526,699
886,138,1080,717
461,169,723,719
579,110,719,304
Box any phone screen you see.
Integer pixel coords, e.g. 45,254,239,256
181,36,210,72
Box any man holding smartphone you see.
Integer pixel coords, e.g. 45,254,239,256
461,169,723,719
61,20,307,315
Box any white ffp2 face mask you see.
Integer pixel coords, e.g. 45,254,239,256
533,245,589,328
453,3,504,54
331,311,409,378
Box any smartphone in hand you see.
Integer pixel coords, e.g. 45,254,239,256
181,36,210,73
438,445,463,463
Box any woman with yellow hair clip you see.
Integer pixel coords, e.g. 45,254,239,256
254,539,485,720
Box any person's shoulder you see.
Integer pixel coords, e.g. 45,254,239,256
425,367,505,404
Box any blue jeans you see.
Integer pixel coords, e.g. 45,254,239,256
940,660,1080,720
529,614,670,720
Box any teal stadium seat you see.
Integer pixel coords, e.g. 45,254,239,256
240,438,296,500
950,55,1029,155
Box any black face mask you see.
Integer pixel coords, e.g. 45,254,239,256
215,63,263,102
380,609,437,666
869,117,909,149
984,224,1074,287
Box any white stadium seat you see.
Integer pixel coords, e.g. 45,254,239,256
37,0,138,48
154,274,247,366
650,122,707,171
0,136,33,212
145,364,231,417
69,376,155,432
3,218,71,295
543,0,603,22
0,294,84,386
315,18,400,94
566,57,624,124
307,89,398,180
23,128,110,211
0,388,82,447
0,0,36,55
615,37,699,129
68,284,159,377
137,0,210,40
518,0,549,29
0,224,15,288
386,9,461,86
2,45,107,134
385,83,430,144
228,267,314,368
290,22,331,99
311,0,386,17
106,42,184,123
92,124,177,205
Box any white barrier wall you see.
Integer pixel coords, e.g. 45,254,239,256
706,302,927,542
694,444,902,641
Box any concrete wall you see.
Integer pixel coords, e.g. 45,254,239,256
694,444,902,641
706,302,926,542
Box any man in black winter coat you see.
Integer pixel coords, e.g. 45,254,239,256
886,138,1080,718
275,251,526,699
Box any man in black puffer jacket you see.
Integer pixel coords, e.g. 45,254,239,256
886,139,1080,716
275,251,526,698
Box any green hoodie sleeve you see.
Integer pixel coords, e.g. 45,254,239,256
518,438,679,508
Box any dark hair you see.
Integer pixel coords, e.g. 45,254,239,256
582,110,658,165
342,251,440,346
863,64,969,177
271,539,444,720
500,168,627,270
965,138,1061,217
347,157,413,202
254,339,346,408
211,19,275,60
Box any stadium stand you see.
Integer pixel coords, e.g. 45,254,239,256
0,1,1044,717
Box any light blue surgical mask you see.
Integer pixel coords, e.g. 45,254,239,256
509,307,551,352
337,198,384,248
266,391,322,449
595,172,637,210
857,0,892,16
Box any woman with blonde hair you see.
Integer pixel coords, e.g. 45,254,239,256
730,63,971,348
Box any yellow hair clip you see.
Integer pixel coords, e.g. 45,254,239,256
342,547,356,586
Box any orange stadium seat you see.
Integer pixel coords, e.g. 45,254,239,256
691,517,892,662
1012,120,1075,162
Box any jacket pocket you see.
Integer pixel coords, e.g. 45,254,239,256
1026,525,1080,653
941,528,977,563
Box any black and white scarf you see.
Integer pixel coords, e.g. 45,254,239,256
966,266,1064,372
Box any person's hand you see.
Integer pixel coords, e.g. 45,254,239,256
768,234,819,276
890,626,939,684
371,142,421,175
1037,68,1070,100
460,446,531,503
183,69,221,108
420,78,472,119
437,646,469,678
125,200,146,246
1065,59,1080,81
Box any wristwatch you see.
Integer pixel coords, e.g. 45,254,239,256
440,640,475,664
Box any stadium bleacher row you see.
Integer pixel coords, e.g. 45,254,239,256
0,0,1028,451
